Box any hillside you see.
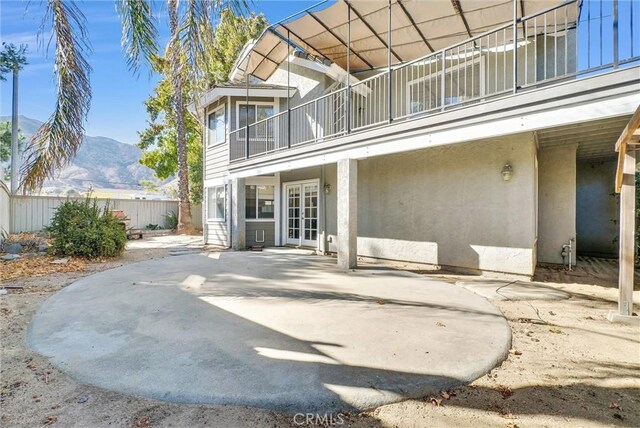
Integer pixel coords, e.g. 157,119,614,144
1,115,162,193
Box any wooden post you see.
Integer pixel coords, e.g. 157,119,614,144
611,105,640,324
617,148,636,316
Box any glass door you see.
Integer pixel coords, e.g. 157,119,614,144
285,181,319,247
286,184,301,245
301,182,318,247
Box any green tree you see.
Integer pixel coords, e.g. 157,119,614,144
18,0,247,234
204,7,268,85
0,122,25,181
138,56,203,205
0,42,27,81
139,178,160,194
138,9,266,206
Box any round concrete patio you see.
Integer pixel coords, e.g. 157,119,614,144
28,249,511,413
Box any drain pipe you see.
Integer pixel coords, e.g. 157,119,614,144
321,165,328,255
561,238,575,271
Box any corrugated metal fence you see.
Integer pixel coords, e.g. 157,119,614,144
0,182,10,243
2,194,202,234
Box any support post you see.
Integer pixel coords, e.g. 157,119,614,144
10,68,19,193
512,0,518,93
337,158,357,270
387,0,393,123
613,0,619,69
231,178,246,250
245,75,250,159
612,149,636,320
287,30,292,148
346,4,351,134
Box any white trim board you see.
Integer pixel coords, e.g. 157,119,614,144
235,100,279,130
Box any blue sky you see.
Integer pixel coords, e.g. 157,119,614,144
0,0,319,145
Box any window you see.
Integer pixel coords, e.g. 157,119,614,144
246,185,275,220
207,186,226,221
407,60,482,114
208,107,225,146
238,104,274,128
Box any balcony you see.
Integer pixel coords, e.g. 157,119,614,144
229,0,639,162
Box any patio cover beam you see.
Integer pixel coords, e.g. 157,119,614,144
343,0,402,63
277,24,332,63
450,0,474,39
397,0,435,53
306,11,375,69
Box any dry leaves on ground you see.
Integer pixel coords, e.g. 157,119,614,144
0,256,86,282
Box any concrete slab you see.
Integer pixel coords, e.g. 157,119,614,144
28,249,511,413
458,279,571,301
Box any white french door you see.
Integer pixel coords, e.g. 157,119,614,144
285,181,319,247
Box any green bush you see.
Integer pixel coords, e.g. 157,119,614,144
164,211,178,230
46,198,127,258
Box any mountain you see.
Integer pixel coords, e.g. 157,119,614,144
1,115,165,193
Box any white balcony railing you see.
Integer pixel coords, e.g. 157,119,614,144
230,0,639,162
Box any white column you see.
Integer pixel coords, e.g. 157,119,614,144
337,159,357,269
617,149,636,316
231,178,246,250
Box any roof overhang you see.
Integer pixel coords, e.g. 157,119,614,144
189,85,297,118
231,0,579,83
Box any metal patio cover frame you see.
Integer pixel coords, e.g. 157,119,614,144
232,0,577,82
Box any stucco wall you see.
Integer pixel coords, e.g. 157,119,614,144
278,134,540,275
354,133,537,276
576,158,618,257
537,144,577,264
267,61,334,106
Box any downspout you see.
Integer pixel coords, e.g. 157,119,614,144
321,164,328,255
202,106,207,245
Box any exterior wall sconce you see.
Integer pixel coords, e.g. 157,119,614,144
324,183,331,194
501,163,513,181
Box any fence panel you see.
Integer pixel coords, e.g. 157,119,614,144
9,196,180,233
0,182,10,243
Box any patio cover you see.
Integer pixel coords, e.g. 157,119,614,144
231,0,579,83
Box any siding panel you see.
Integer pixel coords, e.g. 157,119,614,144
246,221,275,247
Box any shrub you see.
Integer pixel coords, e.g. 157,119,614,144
46,198,127,258
164,211,178,230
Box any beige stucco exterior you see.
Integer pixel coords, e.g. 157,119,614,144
537,144,577,264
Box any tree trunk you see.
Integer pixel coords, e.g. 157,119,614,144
168,0,195,234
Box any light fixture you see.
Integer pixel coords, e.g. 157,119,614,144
501,163,513,181
324,183,331,194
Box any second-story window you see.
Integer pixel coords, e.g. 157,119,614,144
208,106,225,146
238,104,274,128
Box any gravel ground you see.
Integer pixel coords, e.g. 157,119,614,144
1,239,638,427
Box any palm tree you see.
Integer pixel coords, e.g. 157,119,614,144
20,0,244,232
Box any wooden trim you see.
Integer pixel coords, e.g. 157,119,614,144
615,104,640,193
615,104,640,152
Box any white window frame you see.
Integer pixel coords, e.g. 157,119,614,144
245,183,276,222
244,177,280,224
206,185,226,222
207,105,226,146
235,100,278,130
406,56,484,114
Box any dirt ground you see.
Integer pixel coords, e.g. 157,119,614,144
1,238,639,427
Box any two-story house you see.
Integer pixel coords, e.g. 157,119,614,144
193,0,639,279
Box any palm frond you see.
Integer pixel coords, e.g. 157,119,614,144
178,0,248,91
116,0,159,73
21,0,92,191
